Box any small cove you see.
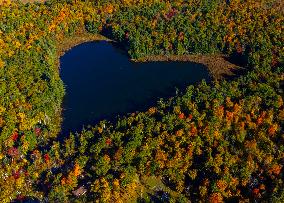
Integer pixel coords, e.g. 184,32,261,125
60,41,210,134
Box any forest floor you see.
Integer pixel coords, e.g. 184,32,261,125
119,175,179,202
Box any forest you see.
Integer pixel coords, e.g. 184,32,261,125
0,0,283,202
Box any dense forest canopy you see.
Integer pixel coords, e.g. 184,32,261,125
0,0,283,202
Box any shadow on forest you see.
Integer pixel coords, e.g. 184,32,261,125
12,197,40,203
221,53,250,80
137,190,171,203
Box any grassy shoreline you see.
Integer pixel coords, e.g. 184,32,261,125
57,32,113,58
134,54,241,79
57,32,241,80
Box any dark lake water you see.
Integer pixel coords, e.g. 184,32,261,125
60,41,210,134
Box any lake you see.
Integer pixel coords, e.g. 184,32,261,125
60,41,210,134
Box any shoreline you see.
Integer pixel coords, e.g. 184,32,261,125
57,32,113,58
57,32,241,80
134,55,241,79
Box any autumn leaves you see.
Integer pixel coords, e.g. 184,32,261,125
0,0,283,202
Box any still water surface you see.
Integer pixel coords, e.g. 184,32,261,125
60,41,210,134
